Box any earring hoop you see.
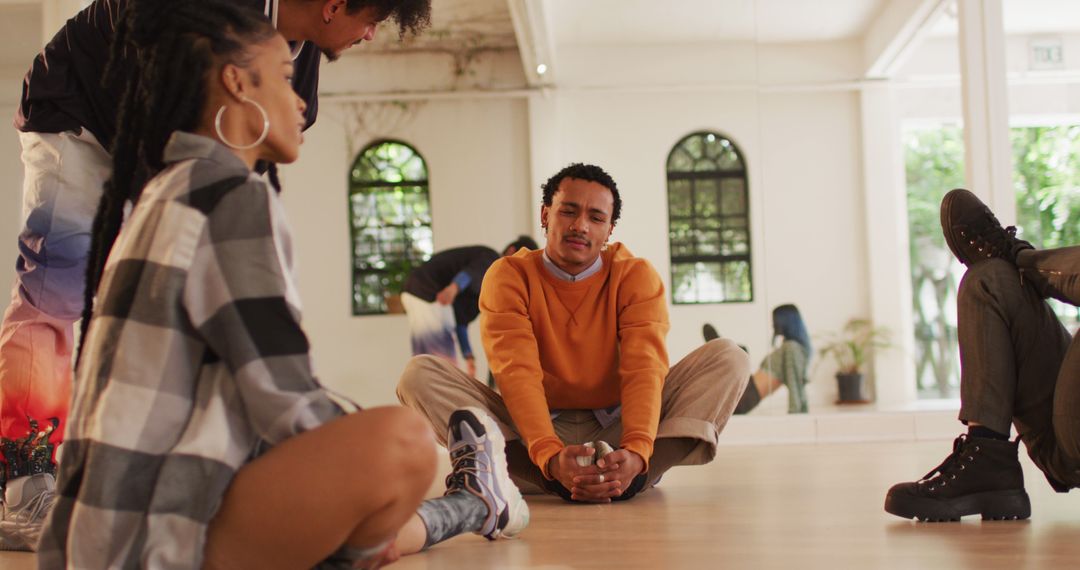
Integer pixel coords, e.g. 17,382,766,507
215,97,270,150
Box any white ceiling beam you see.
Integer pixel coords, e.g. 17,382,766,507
862,0,951,79
507,0,555,87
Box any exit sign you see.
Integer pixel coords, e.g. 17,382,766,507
1029,37,1064,70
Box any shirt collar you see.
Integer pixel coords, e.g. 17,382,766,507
542,251,603,282
162,132,251,176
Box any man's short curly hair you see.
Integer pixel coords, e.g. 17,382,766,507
347,0,431,38
541,163,622,225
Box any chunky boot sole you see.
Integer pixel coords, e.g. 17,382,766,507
884,489,1031,522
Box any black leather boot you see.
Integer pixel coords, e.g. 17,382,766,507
885,434,1031,522
940,188,1032,267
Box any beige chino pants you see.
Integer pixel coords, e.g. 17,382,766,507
397,338,750,495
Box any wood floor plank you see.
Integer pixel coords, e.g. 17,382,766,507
5,440,1077,569
396,440,1080,569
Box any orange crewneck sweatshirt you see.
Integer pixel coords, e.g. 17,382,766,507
479,243,670,477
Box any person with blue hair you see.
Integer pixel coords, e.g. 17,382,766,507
704,304,812,414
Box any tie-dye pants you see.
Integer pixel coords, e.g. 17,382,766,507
400,291,457,361
0,130,110,489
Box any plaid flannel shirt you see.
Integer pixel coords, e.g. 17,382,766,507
37,132,345,569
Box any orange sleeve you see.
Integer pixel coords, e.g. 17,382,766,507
479,259,563,477
615,259,670,471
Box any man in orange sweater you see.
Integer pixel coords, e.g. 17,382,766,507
398,163,751,502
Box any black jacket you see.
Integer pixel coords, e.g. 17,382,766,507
402,246,500,327
14,0,320,149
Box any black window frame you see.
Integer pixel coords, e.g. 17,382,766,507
666,130,754,304
348,138,433,316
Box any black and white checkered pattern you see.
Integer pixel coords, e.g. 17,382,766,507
37,133,345,568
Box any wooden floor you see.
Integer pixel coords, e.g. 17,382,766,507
4,439,1079,569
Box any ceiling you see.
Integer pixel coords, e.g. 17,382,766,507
929,0,1080,37
548,0,887,45
2,0,1079,88
358,0,892,57
363,0,516,54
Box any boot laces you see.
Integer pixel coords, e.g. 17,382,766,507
920,435,979,491
959,208,1019,257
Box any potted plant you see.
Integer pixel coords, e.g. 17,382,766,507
818,318,891,403
380,258,417,315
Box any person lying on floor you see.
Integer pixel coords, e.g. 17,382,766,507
705,304,813,415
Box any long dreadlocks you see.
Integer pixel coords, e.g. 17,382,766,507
77,0,278,366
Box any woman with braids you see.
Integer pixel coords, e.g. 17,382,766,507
36,2,527,568
0,0,431,551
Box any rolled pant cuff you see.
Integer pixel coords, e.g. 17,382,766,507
656,416,719,466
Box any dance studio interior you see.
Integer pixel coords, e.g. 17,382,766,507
1,0,1078,568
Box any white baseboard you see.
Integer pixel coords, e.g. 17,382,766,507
719,407,961,446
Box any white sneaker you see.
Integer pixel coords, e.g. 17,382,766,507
0,473,56,551
445,408,529,540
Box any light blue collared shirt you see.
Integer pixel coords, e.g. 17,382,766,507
541,251,604,282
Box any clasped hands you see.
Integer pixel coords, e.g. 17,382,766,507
546,444,645,503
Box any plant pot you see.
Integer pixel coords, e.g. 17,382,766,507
836,372,868,403
384,293,405,314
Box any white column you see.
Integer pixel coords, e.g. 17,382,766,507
860,83,917,409
956,0,1015,224
526,92,561,242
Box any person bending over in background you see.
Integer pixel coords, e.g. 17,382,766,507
401,236,538,377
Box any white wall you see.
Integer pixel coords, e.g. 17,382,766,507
275,37,874,412
318,49,526,95
537,88,868,411
278,97,531,406
897,35,1080,122
0,27,887,413
279,86,870,411
0,3,40,317
0,105,22,318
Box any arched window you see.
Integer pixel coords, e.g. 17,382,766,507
349,140,433,315
666,131,752,304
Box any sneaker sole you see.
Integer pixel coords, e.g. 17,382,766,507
455,407,530,540
0,528,33,552
884,489,1031,522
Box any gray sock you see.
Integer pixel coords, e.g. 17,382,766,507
416,491,488,549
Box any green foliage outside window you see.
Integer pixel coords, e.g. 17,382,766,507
349,140,433,315
906,124,1080,397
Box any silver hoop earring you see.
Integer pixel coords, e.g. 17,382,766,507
215,97,270,150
